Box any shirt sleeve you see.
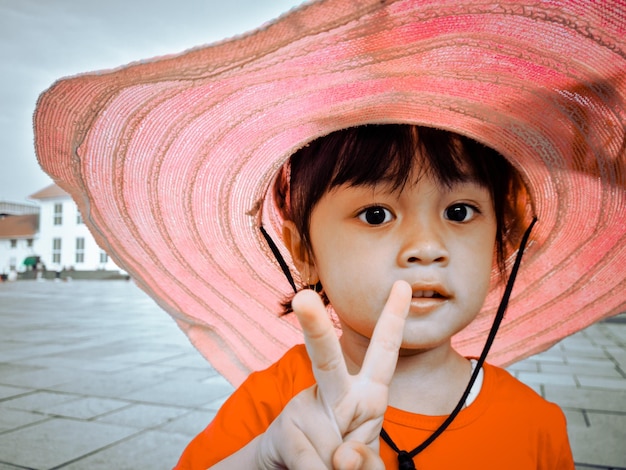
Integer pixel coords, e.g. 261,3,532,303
538,402,575,470
173,345,314,470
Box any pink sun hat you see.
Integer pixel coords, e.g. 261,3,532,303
34,0,625,387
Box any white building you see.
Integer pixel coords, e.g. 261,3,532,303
0,206,38,277
28,184,121,274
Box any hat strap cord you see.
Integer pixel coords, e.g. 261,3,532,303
259,225,298,293
380,216,537,470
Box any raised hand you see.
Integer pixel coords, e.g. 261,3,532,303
256,280,412,469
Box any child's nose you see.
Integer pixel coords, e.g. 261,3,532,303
397,222,449,267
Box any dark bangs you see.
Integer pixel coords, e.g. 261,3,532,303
327,125,507,192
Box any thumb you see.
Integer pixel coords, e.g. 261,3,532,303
333,441,384,470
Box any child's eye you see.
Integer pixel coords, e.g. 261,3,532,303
358,206,393,225
444,203,479,223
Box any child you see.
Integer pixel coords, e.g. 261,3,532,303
175,124,571,469
33,0,625,468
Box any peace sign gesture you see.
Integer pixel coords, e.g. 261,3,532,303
255,280,412,469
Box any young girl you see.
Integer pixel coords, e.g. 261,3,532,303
174,125,572,469
33,0,625,469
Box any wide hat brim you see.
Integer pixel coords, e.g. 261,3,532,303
35,0,626,386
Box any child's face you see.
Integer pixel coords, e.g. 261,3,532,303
305,170,497,352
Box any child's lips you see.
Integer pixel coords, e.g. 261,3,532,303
410,283,450,299
409,283,450,313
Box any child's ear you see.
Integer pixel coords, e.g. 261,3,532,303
282,220,319,285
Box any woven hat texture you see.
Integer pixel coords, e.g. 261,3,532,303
34,0,626,386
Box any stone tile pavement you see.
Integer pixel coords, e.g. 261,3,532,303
507,315,626,469
0,280,624,469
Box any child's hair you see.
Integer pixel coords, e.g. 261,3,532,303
274,124,528,313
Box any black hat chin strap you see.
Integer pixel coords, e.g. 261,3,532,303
259,225,298,294
380,217,537,469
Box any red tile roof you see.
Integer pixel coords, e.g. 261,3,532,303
29,183,69,200
0,214,39,238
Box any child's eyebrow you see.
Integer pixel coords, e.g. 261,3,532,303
432,167,490,189
447,175,487,187
438,179,491,196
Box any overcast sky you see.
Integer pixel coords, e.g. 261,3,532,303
0,0,305,203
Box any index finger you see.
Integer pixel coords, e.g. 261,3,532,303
360,280,412,385
292,289,349,395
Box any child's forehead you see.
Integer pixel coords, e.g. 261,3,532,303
331,170,489,197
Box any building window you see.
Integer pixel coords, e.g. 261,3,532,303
75,237,85,263
10,239,17,248
52,238,62,264
27,239,33,248
76,211,83,225
100,251,108,264
54,203,63,225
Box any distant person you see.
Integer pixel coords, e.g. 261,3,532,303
35,261,44,281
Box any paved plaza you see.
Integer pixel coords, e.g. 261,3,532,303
0,280,624,469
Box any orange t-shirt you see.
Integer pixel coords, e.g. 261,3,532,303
175,345,574,469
